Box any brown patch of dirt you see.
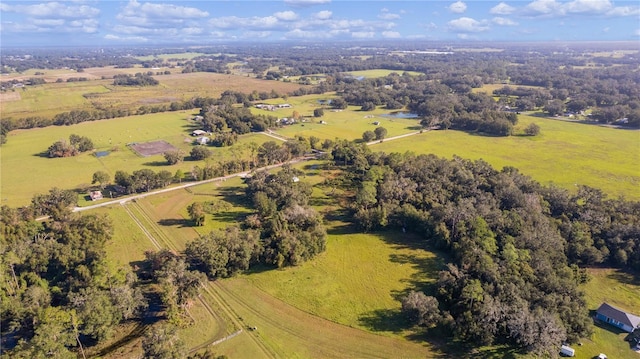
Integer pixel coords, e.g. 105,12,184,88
0,91,21,102
129,140,177,157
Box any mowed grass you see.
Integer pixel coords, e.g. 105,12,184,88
245,228,444,336
576,268,640,359
372,115,640,200
0,110,273,207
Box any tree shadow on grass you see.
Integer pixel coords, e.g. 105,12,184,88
158,218,190,228
212,211,248,224
33,151,50,158
217,186,252,208
606,269,640,286
142,160,168,167
358,308,412,334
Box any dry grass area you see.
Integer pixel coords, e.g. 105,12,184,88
0,91,21,102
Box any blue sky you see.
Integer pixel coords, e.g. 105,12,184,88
1,0,639,47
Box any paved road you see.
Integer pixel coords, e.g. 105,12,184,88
74,156,311,212
365,130,423,146
74,129,428,213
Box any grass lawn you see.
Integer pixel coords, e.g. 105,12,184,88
244,227,444,336
1,81,112,119
372,114,640,200
576,268,640,359
0,109,275,207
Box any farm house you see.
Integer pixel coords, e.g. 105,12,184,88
595,303,640,333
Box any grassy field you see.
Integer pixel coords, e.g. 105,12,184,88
0,111,272,207
372,114,640,200
577,268,640,359
245,227,444,335
75,158,640,359
1,72,305,120
253,93,421,141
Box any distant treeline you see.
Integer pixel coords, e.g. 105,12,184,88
0,89,287,145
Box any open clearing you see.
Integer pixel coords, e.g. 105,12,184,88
0,111,271,207
129,140,177,157
372,114,640,200
576,268,640,359
92,170,435,359
2,72,306,120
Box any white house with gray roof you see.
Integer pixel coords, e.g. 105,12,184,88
595,303,640,333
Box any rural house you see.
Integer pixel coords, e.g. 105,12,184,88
595,303,640,333
192,129,208,136
89,190,103,201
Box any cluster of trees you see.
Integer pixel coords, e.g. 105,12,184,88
185,165,327,278
112,73,159,86
47,134,94,158
199,103,276,135
362,127,387,142
0,189,147,357
114,169,177,194
330,147,640,355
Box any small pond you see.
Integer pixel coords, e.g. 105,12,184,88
381,112,419,119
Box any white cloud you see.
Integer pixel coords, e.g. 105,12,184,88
284,28,333,38
492,17,518,26
210,16,280,30
606,6,640,16
490,2,516,15
448,17,489,32
352,31,375,38
564,0,612,14
635,29,640,36
104,34,148,42
120,0,208,20
382,31,401,38
275,11,299,21
314,10,332,20
378,8,401,20
449,1,467,14
524,0,563,16
284,0,331,7
32,18,65,26
523,0,636,17
0,2,100,18
242,31,272,38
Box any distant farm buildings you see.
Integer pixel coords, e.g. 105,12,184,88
89,190,103,201
255,103,292,111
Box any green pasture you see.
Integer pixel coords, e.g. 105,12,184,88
577,268,640,359
1,81,111,118
342,69,423,78
245,227,443,336
253,94,421,141
83,159,640,359
372,115,640,200
2,72,304,121
0,110,273,207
